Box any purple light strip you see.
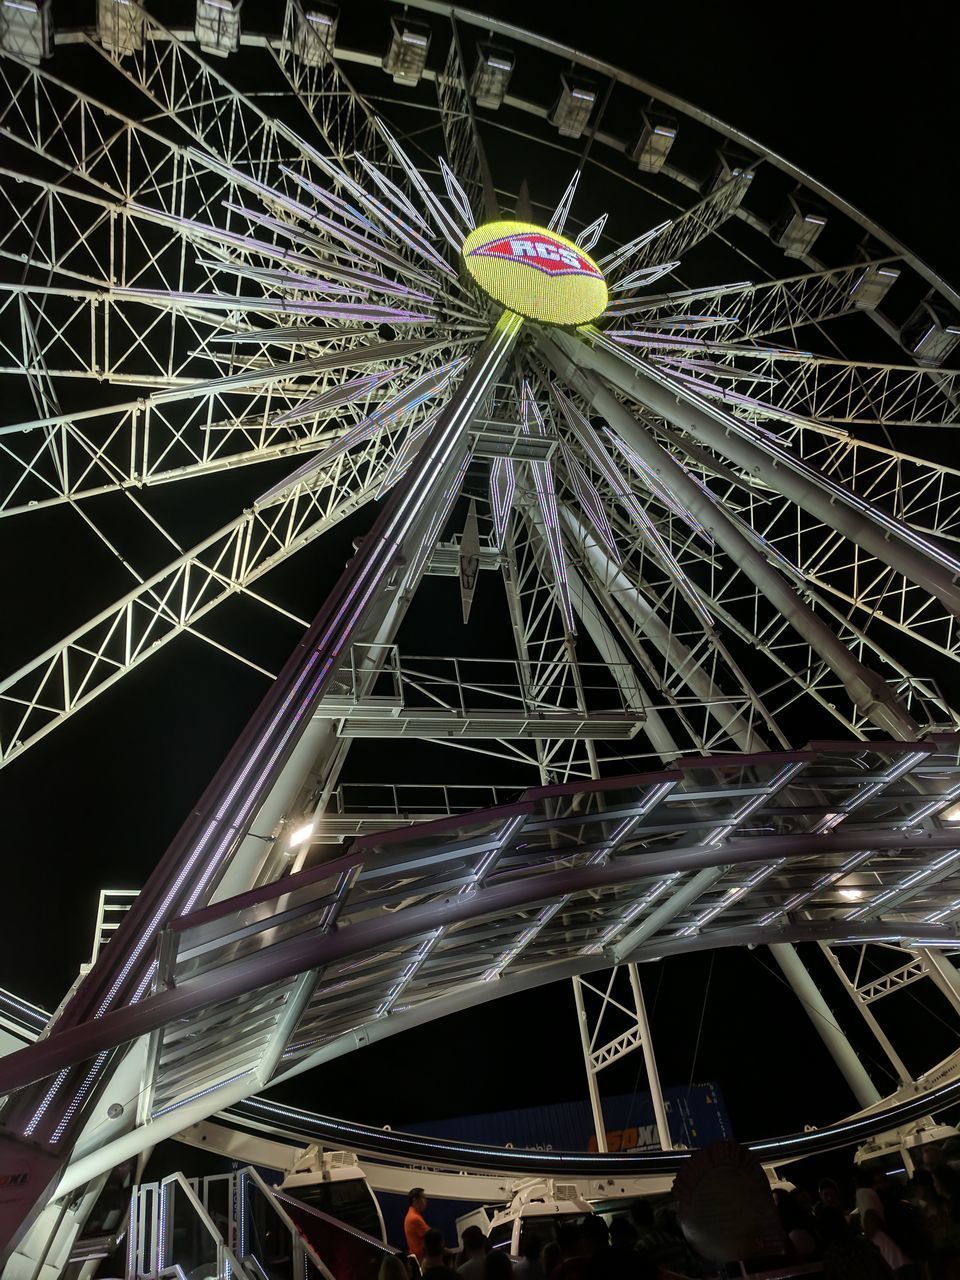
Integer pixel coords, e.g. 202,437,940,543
653,355,778,385
521,382,575,633
270,366,403,426
376,408,440,499
289,149,456,281
561,445,620,563
375,118,464,254
219,202,436,298
636,314,739,331
551,384,712,628
111,287,433,324
489,455,516,549
278,164,451,282
195,259,365,299
257,357,466,503
183,149,416,283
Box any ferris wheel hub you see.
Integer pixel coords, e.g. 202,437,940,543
461,219,608,326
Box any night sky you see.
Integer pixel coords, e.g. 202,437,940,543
1,0,959,1166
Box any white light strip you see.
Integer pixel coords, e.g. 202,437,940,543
522,383,575,633
489,455,517,549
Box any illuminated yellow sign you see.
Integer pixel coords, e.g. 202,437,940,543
461,220,608,326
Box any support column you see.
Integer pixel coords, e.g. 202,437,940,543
919,949,960,1017
817,943,912,1085
540,338,920,743
572,976,608,1152
627,964,673,1151
550,328,960,617
0,315,523,1266
562,506,767,753
771,942,881,1109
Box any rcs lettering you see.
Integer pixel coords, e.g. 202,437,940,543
508,238,581,269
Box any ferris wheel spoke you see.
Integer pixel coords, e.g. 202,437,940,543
575,328,960,619
0,337,455,515
0,437,397,771
704,508,958,727
631,426,960,701
604,171,755,293
605,258,900,338
435,21,497,223
544,340,923,740
659,346,960,431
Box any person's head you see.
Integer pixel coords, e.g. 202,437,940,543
409,1187,428,1214
484,1251,514,1279
422,1229,444,1264
610,1216,638,1249
518,1233,542,1262
816,1206,852,1246
579,1214,610,1255
556,1221,582,1258
817,1178,841,1209
461,1225,487,1258
378,1255,410,1280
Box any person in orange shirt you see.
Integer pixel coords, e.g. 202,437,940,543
404,1187,431,1263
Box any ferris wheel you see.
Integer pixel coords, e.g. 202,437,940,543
1,0,960,1270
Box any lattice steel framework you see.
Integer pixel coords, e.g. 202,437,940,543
1,3,960,1272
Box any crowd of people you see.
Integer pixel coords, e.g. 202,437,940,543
375,1156,960,1280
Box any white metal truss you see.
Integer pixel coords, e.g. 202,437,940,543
3,6,960,1272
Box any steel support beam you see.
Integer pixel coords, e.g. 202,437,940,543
540,336,920,742
561,505,768,753
0,315,522,1261
628,964,672,1151
771,942,881,1109
572,976,609,1152
817,943,912,1086
919,948,960,1017
550,329,960,618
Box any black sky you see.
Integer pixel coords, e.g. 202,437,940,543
2,0,960,1154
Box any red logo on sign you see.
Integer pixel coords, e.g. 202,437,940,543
468,233,602,279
